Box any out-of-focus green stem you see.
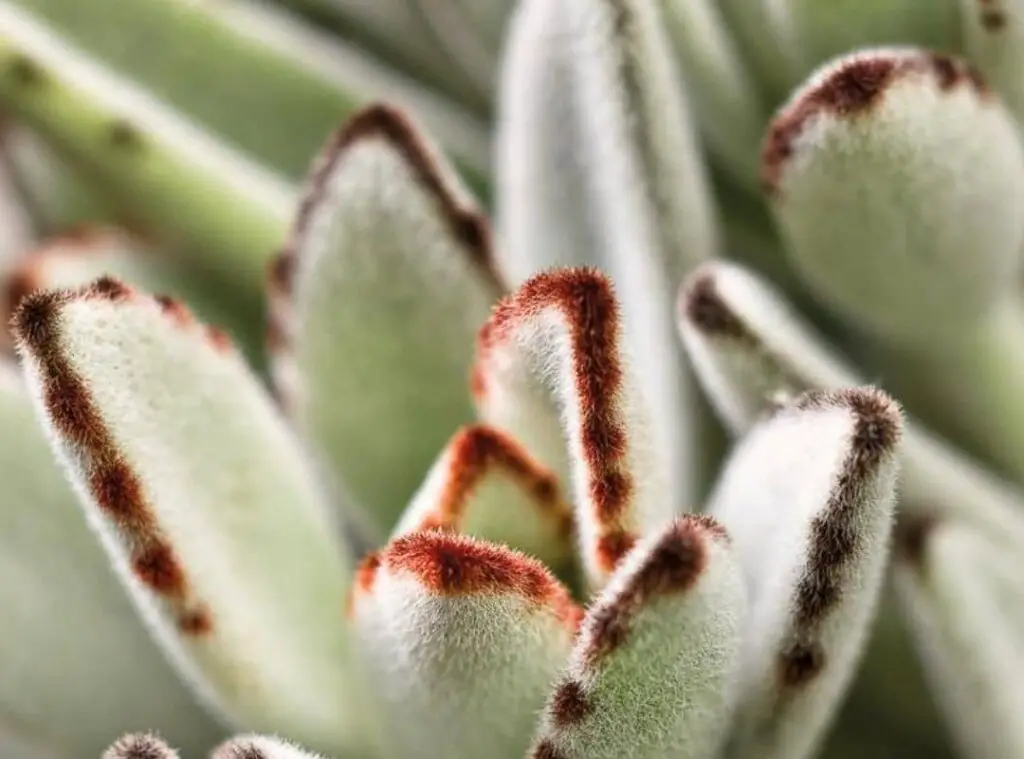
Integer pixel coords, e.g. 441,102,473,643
7,0,490,195
0,8,294,294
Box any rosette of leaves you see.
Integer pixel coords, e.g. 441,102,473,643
0,1,1022,758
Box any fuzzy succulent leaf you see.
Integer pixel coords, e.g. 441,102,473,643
530,516,746,759
267,103,502,538
348,530,580,759
763,48,1024,346
10,280,365,755
707,389,902,759
472,268,672,589
0,360,221,758
676,261,1024,550
391,424,574,569
895,520,1024,759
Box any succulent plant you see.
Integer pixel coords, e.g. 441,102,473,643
0,1,1022,759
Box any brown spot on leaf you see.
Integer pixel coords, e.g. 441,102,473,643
779,640,827,687
7,55,44,87
421,424,573,539
211,740,267,759
475,268,638,574
762,53,988,194
107,119,143,150
551,679,592,727
382,531,581,629
896,514,939,569
583,516,714,666
786,389,901,648
9,280,215,636
680,271,751,341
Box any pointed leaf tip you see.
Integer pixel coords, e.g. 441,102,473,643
268,101,502,536
474,267,671,588
212,736,325,759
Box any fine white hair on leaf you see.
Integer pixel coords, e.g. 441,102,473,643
347,530,581,759
529,515,746,759
391,423,574,568
472,267,671,589
763,47,1024,345
268,102,504,539
211,734,328,759
10,279,367,756
709,388,904,759
676,260,1024,550
103,734,179,759
895,518,1024,759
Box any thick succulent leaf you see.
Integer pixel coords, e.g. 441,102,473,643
0,360,222,757
707,389,902,759
212,735,326,759
662,0,768,185
677,260,1024,549
10,280,366,755
494,0,604,279
8,0,490,184
348,531,581,759
529,516,745,759
0,6,296,292
958,0,1024,123
104,734,179,759
895,520,1024,759
473,268,672,588
269,103,502,538
496,0,719,506
764,48,1024,345
413,0,497,102
391,424,574,568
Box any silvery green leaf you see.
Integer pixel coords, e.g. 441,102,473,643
391,424,574,569
104,734,179,759
268,103,502,538
896,519,1024,759
716,0,802,99
0,128,36,262
412,0,499,101
529,516,745,759
348,530,580,759
6,0,490,185
958,0,1024,123
212,734,326,759
0,6,296,292
662,0,768,185
763,48,1024,346
676,260,1024,549
0,360,221,758
473,268,673,589
10,280,366,755
708,389,902,759
497,0,718,507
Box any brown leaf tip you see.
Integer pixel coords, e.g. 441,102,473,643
795,387,904,462
382,531,581,628
532,740,569,759
430,423,571,533
104,733,177,759
680,268,750,341
476,268,635,560
287,102,500,289
761,52,988,194
978,0,1007,30
584,516,714,665
779,640,827,688
550,678,593,728
896,514,940,568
